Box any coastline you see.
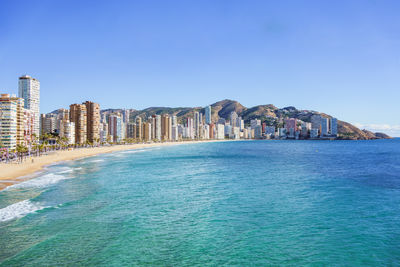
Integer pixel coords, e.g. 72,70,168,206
0,140,221,191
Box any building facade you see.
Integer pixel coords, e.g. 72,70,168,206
18,75,40,136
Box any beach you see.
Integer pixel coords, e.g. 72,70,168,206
0,140,218,190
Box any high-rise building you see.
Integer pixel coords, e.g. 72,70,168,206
18,75,40,136
41,113,57,135
209,123,215,139
194,111,200,139
311,115,322,130
254,125,262,139
123,109,130,124
143,122,152,141
136,117,142,140
161,114,170,141
186,117,194,139
230,111,238,127
320,117,329,137
250,119,261,129
69,104,87,144
84,101,100,143
216,124,225,140
127,123,136,139
205,106,212,124
23,109,35,146
155,115,161,141
285,118,297,132
330,118,338,136
60,120,75,144
0,94,18,149
109,114,122,142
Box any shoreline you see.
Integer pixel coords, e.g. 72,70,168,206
0,140,222,191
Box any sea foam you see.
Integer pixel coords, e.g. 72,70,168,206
6,173,69,190
0,199,46,222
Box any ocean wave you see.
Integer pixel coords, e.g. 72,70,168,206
89,159,105,163
6,173,69,190
58,168,73,174
119,149,150,154
0,199,46,222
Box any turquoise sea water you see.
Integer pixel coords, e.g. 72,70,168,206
1,140,400,266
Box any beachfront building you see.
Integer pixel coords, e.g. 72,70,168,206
0,94,18,149
23,109,35,146
40,113,57,135
216,124,225,140
60,120,75,144
254,125,262,139
155,115,161,141
161,114,170,141
84,101,100,143
321,117,329,137
136,117,142,141
126,123,135,139
194,111,200,139
330,118,338,136
205,105,211,124
251,119,261,129
230,111,238,128
143,122,152,141
109,114,122,143
18,75,40,136
70,103,87,144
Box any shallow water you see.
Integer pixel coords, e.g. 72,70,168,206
1,140,400,266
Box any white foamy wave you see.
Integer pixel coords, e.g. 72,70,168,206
89,159,104,163
6,173,69,190
58,168,73,174
119,149,150,154
0,200,46,222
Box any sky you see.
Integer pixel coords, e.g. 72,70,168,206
1,0,399,135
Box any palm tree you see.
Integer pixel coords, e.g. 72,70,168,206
16,144,28,162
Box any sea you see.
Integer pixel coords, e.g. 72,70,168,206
0,139,399,266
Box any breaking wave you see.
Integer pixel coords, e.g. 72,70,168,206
5,173,70,190
0,199,46,222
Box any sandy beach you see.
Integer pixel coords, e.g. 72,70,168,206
0,140,219,190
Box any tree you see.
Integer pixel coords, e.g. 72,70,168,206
16,144,28,162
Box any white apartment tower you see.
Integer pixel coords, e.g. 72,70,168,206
19,75,40,136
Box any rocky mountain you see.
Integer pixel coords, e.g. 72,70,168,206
100,99,390,140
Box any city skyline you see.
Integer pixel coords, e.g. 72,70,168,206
1,0,399,136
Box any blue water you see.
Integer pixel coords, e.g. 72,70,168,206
1,140,400,266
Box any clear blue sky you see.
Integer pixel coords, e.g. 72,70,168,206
1,0,399,135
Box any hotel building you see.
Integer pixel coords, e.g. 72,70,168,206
18,75,40,136
84,101,100,143
70,104,87,144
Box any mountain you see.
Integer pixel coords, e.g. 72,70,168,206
100,99,390,140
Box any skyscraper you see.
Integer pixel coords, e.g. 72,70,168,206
70,104,87,144
136,117,142,140
84,101,100,143
19,75,40,136
205,105,212,124
155,115,161,141
161,114,170,141
0,94,18,149
194,111,200,139
109,114,122,142
143,122,152,141
320,117,329,137
230,111,238,127
330,118,338,136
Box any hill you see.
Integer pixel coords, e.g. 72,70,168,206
100,99,390,140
